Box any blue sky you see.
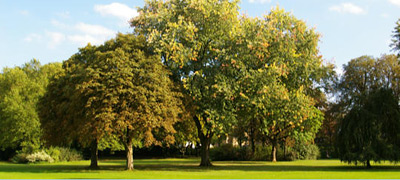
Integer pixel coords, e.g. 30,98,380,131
1,0,399,73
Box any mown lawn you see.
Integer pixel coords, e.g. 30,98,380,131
0,158,400,179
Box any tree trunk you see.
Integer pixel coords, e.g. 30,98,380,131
271,140,277,162
125,140,134,170
193,116,213,167
283,145,286,160
366,160,371,168
250,128,255,154
200,137,212,167
90,140,99,169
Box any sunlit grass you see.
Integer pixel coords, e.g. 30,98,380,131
1,158,400,179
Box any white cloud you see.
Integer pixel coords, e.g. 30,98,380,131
46,32,66,48
329,3,366,15
19,10,29,16
381,13,390,18
94,3,138,25
74,22,115,36
46,19,117,47
24,33,42,42
67,23,116,46
56,11,70,19
389,0,400,7
51,19,69,29
67,35,102,46
248,0,271,4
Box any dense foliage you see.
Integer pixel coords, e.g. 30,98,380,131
2,1,400,170
0,60,62,153
336,55,400,167
131,0,326,165
39,33,183,170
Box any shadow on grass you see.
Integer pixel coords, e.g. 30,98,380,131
1,159,400,174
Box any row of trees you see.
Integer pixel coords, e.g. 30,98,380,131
130,0,332,166
0,60,62,153
1,0,330,169
2,0,400,169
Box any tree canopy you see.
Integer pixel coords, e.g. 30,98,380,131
336,54,400,167
0,60,62,153
131,0,240,166
39,33,183,170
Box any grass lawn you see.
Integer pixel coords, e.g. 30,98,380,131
1,158,400,179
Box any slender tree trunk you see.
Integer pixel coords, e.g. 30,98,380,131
90,140,99,169
125,141,134,170
250,127,255,154
283,145,286,160
200,137,212,167
366,160,371,168
271,140,277,162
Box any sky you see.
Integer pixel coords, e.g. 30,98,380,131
1,0,399,73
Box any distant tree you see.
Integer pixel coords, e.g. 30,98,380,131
0,60,61,153
315,102,343,158
337,54,400,167
391,19,400,56
337,88,400,168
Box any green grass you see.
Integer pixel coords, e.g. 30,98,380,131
1,158,400,179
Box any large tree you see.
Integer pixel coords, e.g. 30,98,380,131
131,0,239,166
337,88,400,168
0,60,61,153
40,33,182,170
337,54,400,167
231,8,325,162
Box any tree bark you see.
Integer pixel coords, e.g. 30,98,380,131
90,140,99,169
200,136,212,167
366,160,371,168
271,140,277,162
193,115,213,167
249,121,256,154
125,140,134,170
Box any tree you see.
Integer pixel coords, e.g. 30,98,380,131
40,33,182,170
336,54,400,167
131,0,240,166
391,19,400,56
231,8,325,162
0,60,61,153
337,88,400,168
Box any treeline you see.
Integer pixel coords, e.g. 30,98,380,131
1,0,400,170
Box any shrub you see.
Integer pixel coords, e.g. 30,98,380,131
45,147,83,162
291,143,321,160
210,144,237,161
26,151,54,163
210,143,320,161
251,144,270,161
11,153,29,163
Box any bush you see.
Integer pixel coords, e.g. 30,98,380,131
45,147,82,162
210,143,320,161
251,144,270,161
11,147,82,164
290,143,320,160
11,153,29,163
26,151,54,163
210,144,238,161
